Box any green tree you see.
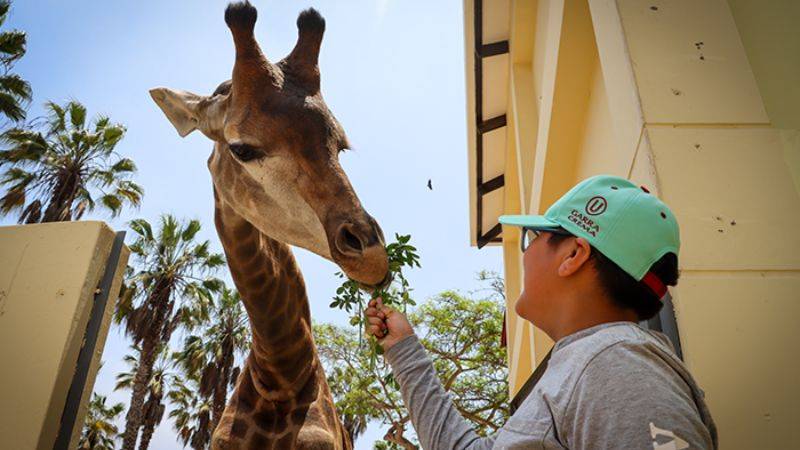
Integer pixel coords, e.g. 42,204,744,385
168,375,213,450
78,393,125,450
0,100,142,223
173,286,250,433
114,345,173,450
0,0,31,124
114,216,225,450
315,278,509,449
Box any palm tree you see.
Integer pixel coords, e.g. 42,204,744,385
0,0,32,124
115,345,172,450
168,375,213,450
174,287,250,433
115,216,225,450
78,393,125,450
0,100,142,223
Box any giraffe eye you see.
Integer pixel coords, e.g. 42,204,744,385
228,143,261,162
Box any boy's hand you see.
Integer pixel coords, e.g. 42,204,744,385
364,297,414,352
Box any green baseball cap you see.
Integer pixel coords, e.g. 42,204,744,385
499,175,680,289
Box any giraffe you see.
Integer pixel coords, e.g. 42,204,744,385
149,2,389,448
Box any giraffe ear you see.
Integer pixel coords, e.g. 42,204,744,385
149,87,203,137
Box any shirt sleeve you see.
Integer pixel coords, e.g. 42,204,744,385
384,334,497,450
560,342,716,450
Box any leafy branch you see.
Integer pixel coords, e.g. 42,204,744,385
329,233,421,366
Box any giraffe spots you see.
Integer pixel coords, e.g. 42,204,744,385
296,376,320,407
271,336,310,365
266,312,292,336
231,417,250,438
251,366,285,393
211,205,345,448
291,405,310,427
275,399,294,416
319,398,337,429
235,243,261,266
279,352,313,383
232,221,255,240
234,367,259,409
247,432,272,450
252,403,281,434
244,270,268,288
276,432,296,449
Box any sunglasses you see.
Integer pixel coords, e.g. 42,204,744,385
520,227,573,253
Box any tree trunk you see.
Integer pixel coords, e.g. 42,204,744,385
138,425,154,450
121,285,172,450
138,416,156,450
120,336,157,450
42,171,78,223
210,342,232,432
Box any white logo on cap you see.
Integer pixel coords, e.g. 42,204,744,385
586,196,607,215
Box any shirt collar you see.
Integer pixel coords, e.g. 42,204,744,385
552,321,641,353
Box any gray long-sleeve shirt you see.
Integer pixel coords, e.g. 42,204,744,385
384,321,717,449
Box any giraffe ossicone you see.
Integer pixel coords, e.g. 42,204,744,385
151,2,389,448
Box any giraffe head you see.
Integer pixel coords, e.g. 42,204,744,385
149,2,389,287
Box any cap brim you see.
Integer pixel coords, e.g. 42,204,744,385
498,215,559,229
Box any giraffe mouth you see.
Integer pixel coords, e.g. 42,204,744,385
357,270,392,293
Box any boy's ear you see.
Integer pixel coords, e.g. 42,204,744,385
149,87,203,137
557,237,593,277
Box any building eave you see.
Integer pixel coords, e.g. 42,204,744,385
464,0,511,248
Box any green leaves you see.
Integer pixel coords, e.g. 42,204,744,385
181,219,202,242
117,215,225,344
0,10,29,123
68,100,87,129
45,101,66,131
99,194,122,215
0,74,30,99
0,100,143,223
129,218,154,242
329,233,421,367
0,29,25,63
102,124,125,147
79,393,126,450
317,274,510,448
0,90,24,121
110,157,136,173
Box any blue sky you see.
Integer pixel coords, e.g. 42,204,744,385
4,1,504,448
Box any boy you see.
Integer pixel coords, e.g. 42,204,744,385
365,175,717,449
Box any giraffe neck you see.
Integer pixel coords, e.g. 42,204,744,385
213,195,317,401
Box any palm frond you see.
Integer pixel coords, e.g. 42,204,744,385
0,74,31,101
0,1,11,28
67,100,87,129
0,29,26,63
0,185,23,212
19,198,41,224
0,129,47,166
129,218,154,242
181,219,202,242
0,90,25,121
101,123,125,147
98,193,122,216
110,157,136,173
44,101,66,132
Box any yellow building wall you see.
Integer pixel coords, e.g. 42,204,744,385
500,0,799,446
0,222,129,450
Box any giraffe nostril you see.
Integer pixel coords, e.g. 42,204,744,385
343,228,362,252
335,223,365,256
